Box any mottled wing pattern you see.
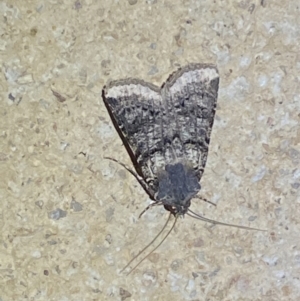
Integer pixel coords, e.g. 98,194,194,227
103,64,219,192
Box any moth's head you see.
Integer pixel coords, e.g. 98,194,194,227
155,162,200,216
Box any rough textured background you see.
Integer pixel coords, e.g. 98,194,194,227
0,0,299,300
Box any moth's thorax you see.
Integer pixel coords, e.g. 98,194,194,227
155,161,201,215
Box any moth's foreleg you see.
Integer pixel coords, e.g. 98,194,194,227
104,156,156,199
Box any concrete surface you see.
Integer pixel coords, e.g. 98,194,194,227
0,0,299,300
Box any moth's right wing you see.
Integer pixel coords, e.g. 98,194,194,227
163,64,219,181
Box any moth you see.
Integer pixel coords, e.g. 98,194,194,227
102,63,260,273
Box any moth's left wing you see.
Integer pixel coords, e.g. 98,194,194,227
102,79,165,190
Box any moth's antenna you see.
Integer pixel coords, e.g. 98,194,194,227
121,213,176,275
187,209,266,231
125,214,178,275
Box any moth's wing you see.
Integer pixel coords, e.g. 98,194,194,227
103,64,219,192
102,79,164,191
162,63,219,181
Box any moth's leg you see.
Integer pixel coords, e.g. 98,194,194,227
104,156,155,199
194,195,216,207
139,201,163,218
146,161,156,179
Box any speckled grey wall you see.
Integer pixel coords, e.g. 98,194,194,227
0,0,299,300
